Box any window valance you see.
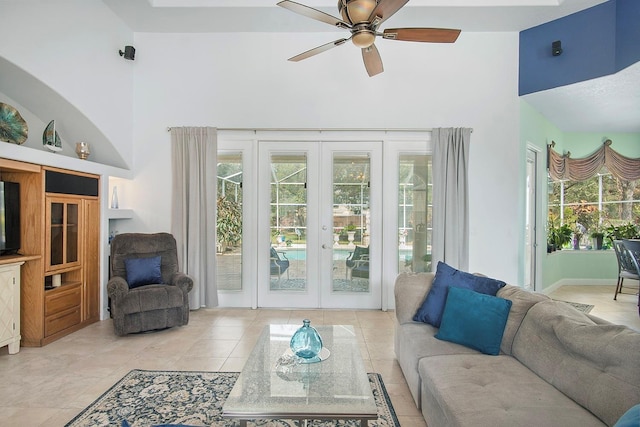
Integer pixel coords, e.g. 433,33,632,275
547,139,640,182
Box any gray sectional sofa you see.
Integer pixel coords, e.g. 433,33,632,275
394,272,640,427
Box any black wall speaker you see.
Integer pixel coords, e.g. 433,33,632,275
119,45,135,60
552,40,562,56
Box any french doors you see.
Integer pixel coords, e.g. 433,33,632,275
257,140,382,309
524,147,539,291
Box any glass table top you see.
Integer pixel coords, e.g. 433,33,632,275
222,324,377,420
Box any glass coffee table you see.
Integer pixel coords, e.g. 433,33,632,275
222,324,377,426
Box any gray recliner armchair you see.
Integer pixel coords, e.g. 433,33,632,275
107,232,193,336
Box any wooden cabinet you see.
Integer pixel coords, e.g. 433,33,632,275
0,160,100,347
45,196,81,272
82,198,100,323
45,283,82,336
0,262,24,354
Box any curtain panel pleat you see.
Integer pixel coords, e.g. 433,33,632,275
548,140,640,182
171,127,218,309
432,127,471,271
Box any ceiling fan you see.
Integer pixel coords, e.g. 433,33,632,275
277,0,461,77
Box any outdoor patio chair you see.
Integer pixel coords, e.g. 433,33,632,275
346,245,369,280
270,247,290,281
612,240,640,301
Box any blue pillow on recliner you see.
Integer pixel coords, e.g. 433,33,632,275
413,261,506,327
124,256,162,289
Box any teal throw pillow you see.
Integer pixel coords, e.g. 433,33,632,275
124,256,162,289
413,261,506,327
614,404,640,427
435,286,512,355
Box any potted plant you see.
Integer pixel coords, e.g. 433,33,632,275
604,222,640,243
216,196,242,253
551,223,572,250
345,224,357,244
590,227,605,250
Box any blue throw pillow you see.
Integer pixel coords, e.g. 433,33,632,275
413,261,506,327
124,256,162,289
614,404,640,427
435,287,512,355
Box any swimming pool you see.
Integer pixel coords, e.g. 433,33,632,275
277,247,412,261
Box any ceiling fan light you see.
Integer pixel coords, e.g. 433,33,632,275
339,0,377,24
352,31,376,48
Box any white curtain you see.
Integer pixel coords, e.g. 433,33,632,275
432,127,471,271
170,127,218,308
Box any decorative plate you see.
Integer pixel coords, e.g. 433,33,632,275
43,119,62,152
283,346,331,364
0,102,28,145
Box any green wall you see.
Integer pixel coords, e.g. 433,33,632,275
519,99,639,291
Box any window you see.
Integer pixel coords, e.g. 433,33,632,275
398,154,432,272
216,154,243,291
548,168,639,248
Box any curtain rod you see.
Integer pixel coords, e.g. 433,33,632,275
167,127,473,133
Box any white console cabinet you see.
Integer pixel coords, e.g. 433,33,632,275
0,261,24,354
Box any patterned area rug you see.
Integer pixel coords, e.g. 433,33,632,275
66,370,399,427
555,300,594,314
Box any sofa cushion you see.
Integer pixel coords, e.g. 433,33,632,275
413,262,506,327
419,354,607,427
394,272,435,325
395,321,480,408
496,285,550,355
513,300,640,427
125,256,162,288
435,287,512,355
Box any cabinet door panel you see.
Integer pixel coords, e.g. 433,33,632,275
46,196,82,272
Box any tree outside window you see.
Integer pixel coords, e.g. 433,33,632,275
548,168,639,249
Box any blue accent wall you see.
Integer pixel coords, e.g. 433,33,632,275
519,0,640,96
616,0,640,70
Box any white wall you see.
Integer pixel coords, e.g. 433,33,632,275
0,0,134,168
0,0,523,286
131,31,522,283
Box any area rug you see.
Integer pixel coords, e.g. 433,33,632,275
555,300,594,314
66,370,399,427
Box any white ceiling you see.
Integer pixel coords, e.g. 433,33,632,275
103,0,640,133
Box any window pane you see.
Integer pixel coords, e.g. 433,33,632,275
399,154,432,273
217,154,243,291
333,155,370,292
547,167,639,250
270,155,307,291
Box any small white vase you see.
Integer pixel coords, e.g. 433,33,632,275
111,186,119,209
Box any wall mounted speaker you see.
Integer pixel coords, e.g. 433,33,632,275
119,46,135,60
552,40,562,56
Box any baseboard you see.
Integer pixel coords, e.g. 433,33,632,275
541,278,614,295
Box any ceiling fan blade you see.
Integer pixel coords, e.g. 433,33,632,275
362,44,384,77
277,0,350,29
289,38,349,62
383,28,461,43
368,0,409,27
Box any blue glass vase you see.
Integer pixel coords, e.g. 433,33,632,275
290,319,323,359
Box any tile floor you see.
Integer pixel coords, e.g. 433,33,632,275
0,284,638,427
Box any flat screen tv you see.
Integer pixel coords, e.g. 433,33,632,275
0,181,21,256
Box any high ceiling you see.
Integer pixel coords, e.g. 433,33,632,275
103,0,639,133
